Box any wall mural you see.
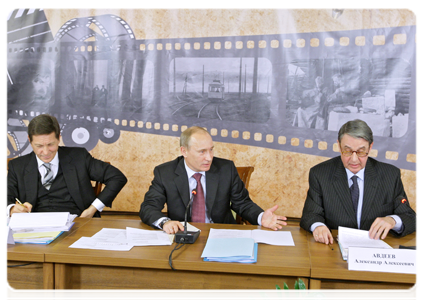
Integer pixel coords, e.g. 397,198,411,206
7,9,416,171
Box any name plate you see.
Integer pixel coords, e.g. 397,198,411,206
348,247,416,274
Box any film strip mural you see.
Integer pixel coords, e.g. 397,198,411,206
7,13,416,171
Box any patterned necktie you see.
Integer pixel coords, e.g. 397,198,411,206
43,163,54,190
350,175,359,214
191,173,205,223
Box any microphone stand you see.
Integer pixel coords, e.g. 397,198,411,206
175,189,200,244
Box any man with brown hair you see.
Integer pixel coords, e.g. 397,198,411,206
7,114,127,217
140,126,287,234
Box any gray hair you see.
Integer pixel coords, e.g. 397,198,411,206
338,119,373,145
180,126,210,148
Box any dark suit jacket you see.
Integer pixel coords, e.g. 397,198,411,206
300,156,415,237
7,147,127,216
140,156,264,226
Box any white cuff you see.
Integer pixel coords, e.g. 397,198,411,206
258,212,264,226
92,198,105,212
6,204,15,218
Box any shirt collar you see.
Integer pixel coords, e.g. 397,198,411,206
36,151,59,168
184,160,206,178
345,167,365,181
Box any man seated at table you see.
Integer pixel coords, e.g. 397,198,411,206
7,114,127,218
140,126,287,234
300,119,416,245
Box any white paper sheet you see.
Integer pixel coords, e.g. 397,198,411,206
337,226,392,260
69,236,133,251
201,238,255,258
338,226,392,249
126,227,172,245
8,212,77,233
208,228,295,246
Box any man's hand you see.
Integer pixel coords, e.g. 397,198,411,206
312,225,334,245
261,205,287,231
10,202,32,215
369,217,396,240
80,205,98,218
162,221,185,234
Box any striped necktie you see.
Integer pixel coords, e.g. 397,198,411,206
350,175,359,215
43,163,54,190
191,173,205,223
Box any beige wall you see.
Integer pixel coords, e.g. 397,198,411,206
45,9,416,217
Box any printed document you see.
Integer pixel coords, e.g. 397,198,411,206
8,212,76,233
338,226,392,260
208,228,295,246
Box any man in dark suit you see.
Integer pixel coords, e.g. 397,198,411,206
7,114,127,217
140,126,287,234
300,119,416,245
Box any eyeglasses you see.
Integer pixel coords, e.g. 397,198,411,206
341,149,369,157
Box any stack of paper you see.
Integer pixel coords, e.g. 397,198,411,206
9,212,76,233
201,238,258,263
12,231,64,244
337,226,392,261
201,228,295,263
8,212,76,244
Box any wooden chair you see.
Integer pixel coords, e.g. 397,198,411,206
4,158,13,171
93,162,110,197
8,157,108,197
235,166,255,225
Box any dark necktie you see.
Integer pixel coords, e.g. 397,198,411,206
350,175,359,214
43,163,54,190
191,173,205,223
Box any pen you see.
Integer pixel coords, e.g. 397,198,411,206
327,243,334,250
15,198,30,213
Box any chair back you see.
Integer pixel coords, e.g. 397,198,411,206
4,158,13,171
236,166,254,190
93,162,110,196
235,166,255,224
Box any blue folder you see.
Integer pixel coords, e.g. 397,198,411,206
203,242,258,263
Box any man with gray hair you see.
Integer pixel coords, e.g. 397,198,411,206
300,119,415,245
140,126,287,234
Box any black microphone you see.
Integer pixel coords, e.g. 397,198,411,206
175,189,200,244
395,196,420,219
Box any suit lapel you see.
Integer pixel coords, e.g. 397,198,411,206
205,163,218,216
59,148,85,212
360,159,378,227
332,158,358,227
24,153,39,204
174,158,190,207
